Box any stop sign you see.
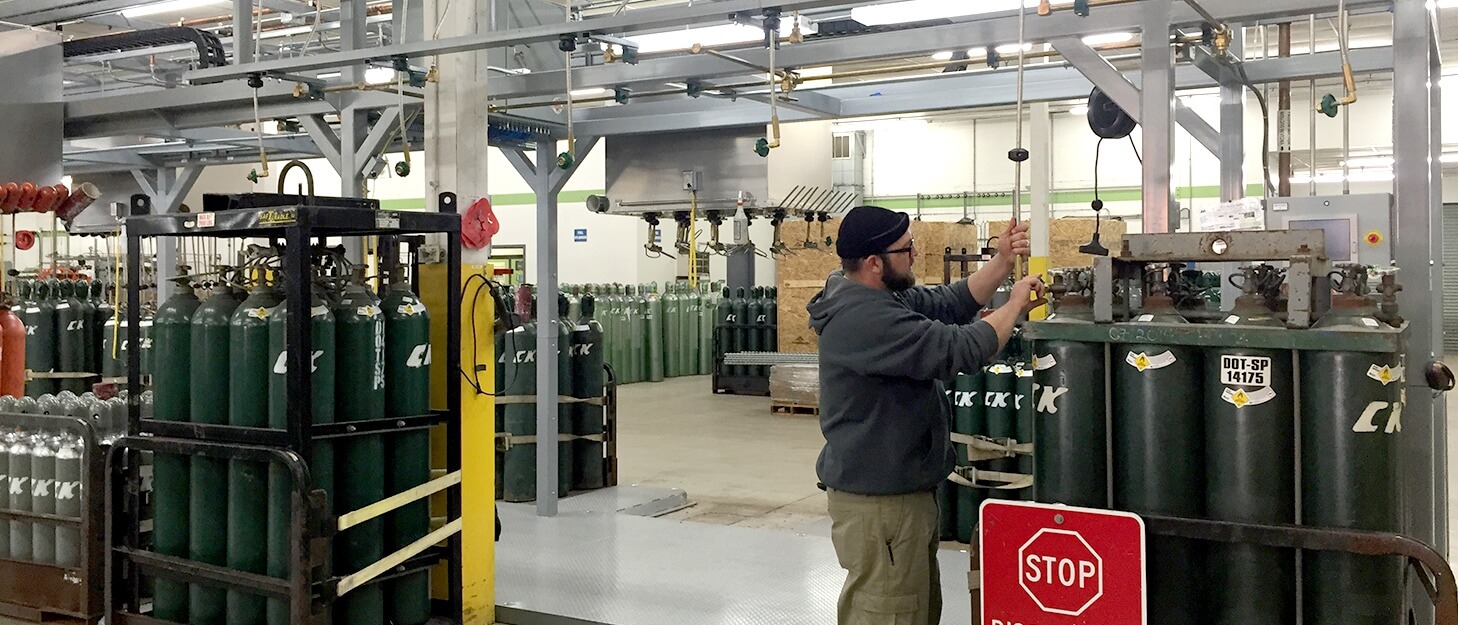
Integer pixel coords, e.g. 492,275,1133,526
1018,529,1102,615
981,500,1145,625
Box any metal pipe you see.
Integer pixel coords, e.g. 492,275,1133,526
1308,13,1317,196
1277,22,1291,197
691,44,788,79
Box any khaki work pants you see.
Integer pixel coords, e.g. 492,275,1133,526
827,488,941,625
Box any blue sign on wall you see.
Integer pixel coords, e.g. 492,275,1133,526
573,228,588,242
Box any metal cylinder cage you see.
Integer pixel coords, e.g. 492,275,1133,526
107,192,465,625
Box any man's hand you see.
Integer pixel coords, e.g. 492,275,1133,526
1005,274,1048,315
997,221,1032,260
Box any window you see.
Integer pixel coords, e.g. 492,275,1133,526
832,134,851,159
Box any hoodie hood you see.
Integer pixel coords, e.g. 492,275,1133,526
808,271,893,335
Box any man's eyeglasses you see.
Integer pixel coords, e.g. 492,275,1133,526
881,239,915,256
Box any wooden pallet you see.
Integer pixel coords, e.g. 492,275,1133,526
771,401,820,417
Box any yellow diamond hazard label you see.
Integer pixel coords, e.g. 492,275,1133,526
246,307,271,319
1033,354,1057,371
1367,364,1404,386
1125,351,1177,372
1221,386,1276,408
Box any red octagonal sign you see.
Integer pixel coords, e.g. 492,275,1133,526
981,500,1146,625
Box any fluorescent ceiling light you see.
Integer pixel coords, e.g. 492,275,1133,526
1081,32,1134,46
995,42,1033,54
966,47,988,57
1069,104,1089,115
1442,153,1458,164
851,0,1046,26
120,0,225,18
316,71,342,79
364,66,396,84
931,51,955,61
1439,0,1458,8
570,87,607,98
624,15,814,54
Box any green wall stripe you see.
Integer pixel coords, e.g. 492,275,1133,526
374,184,1264,211
379,190,600,210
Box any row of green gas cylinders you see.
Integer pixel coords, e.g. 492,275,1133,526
0,392,122,571
13,279,141,397
996,282,1403,625
147,274,434,625
502,283,778,384
495,289,607,502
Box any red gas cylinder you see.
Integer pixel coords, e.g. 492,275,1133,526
0,306,26,397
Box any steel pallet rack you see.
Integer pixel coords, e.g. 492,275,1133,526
107,192,464,625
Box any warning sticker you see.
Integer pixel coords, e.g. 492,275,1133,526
1367,364,1404,386
1033,354,1057,371
1125,351,1176,372
1219,355,1271,388
1221,386,1277,408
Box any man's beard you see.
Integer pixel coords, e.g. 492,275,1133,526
881,264,917,292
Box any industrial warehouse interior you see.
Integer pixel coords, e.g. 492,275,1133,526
0,0,1452,624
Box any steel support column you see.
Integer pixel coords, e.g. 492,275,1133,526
233,0,255,65
1218,26,1247,308
1393,0,1445,584
1140,0,1176,233
1030,102,1052,303
132,165,203,301
501,138,599,518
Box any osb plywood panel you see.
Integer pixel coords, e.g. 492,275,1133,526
986,217,1128,270
775,218,984,352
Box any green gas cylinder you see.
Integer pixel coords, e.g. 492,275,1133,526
554,294,574,497
646,285,664,382
952,371,985,543
189,287,241,625
500,296,538,502
981,361,1017,501
1030,274,1107,509
626,286,643,385
759,287,777,377
571,294,606,490
18,281,57,396
746,287,765,377
1113,285,1204,623
1301,266,1403,625
698,286,715,376
151,280,200,623
383,282,431,625
228,285,281,625
730,288,749,377
92,281,110,376
266,287,335,625
663,285,681,378
682,285,701,377
715,288,733,377
56,281,89,394
333,277,386,625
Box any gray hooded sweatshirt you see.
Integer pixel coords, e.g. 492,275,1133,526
807,271,999,495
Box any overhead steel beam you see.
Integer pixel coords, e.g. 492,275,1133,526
487,0,1390,101
352,106,403,174
1051,37,1142,116
566,47,1390,137
185,0,872,83
300,114,343,165
743,90,841,118
65,83,415,139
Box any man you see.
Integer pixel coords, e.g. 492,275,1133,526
807,205,1045,625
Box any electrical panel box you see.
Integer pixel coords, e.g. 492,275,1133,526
1265,194,1393,267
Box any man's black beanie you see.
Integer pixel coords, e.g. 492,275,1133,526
836,205,910,259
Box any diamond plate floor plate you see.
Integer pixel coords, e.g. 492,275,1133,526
495,504,975,625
